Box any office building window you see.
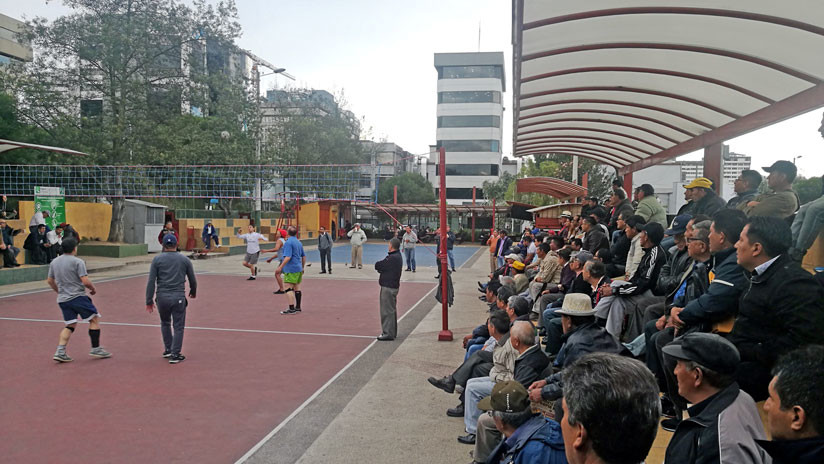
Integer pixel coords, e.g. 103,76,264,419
438,91,501,104
436,164,499,176
434,188,478,200
437,115,501,128
437,140,500,152
438,65,503,79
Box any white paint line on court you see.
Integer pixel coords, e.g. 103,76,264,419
0,273,151,299
234,284,439,464
0,317,378,339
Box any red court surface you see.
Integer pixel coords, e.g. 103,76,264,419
0,274,435,464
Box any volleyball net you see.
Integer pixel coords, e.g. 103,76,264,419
0,163,369,201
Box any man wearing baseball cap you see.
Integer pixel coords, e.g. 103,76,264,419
742,160,799,219
146,233,197,364
662,333,769,462
682,177,725,217
478,380,566,464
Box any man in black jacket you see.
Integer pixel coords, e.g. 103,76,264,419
683,177,726,217
581,216,609,253
727,169,762,210
729,216,824,401
644,214,694,324
758,345,824,464
375,237,403,341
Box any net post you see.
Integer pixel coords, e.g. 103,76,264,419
437,147,452,342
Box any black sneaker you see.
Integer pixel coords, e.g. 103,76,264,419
247,276,256,280
661,417,681,432
169,354,186,364
320,270,327,274
294,307,302,313
273,289,286,294
162,350,172,358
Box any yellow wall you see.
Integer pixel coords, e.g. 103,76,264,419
298,202,319,234
18,201,112,241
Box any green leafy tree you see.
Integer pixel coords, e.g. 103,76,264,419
482,171,515,202
7,0,248,241
377,172,436,204
794,175,824,205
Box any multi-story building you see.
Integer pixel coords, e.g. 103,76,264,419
678,150,752,200
432,52,505,204
0,13,32,64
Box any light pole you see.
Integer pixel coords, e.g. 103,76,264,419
247,50,295,228
793,155,803,165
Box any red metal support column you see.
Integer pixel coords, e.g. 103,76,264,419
393,185,398,205
437,147,452,341
471,187,476,242
623,172,633,197
492,198,496,232
703,143,723,193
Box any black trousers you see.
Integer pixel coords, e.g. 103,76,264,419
319,248,332,272
157,295,187,355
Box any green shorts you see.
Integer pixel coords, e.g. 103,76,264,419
283,272,303,284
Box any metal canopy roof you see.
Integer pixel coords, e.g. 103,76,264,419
516,177,588,200
512,1,824,174
0,139,88,156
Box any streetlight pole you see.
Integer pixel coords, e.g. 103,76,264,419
793,155,803,165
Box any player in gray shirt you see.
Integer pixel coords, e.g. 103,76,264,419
47,237,111,362
146,234,197,364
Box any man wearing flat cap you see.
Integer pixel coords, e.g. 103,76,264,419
479,380,566,464
742,160,800,219
663,333,769,463
683,177,725,217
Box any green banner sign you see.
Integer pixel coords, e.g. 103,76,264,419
34,186,66,230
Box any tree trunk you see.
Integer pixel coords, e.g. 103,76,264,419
107,198,125,242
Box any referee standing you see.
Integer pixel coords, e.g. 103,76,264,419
146,234,197,364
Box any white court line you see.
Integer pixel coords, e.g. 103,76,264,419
233,284,438,464
0,273,151,299
0,317,378,339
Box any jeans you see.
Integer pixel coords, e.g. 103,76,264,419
403,247,416,270
465,342,484,361
497,256,505,268
319,247,332,272
792,196,824,253
204,235,219,249
447,249,455,269
465,377,495,434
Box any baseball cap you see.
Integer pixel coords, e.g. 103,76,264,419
478,380,531,413
662,332,740,374
511,261,525,271
683,177,713,189
162,234,178,247
665,214,693,235
762,160,797,181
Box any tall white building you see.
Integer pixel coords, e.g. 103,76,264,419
679,151,752,200
432,52,505,204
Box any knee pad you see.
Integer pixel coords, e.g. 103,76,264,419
66,326,75,332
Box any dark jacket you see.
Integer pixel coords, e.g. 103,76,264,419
513,344,550,387
201,224,219,241
616,245,667,296
692,190,726,217
726,190,759,210
436,231,456,252
541,322,623,400
678,247,748,330
375,249,403,289
608,199,634,231
485,415,567,464
569,273,592,297
583,227,609,253
665,383,768,463
496,236,513,258
610,230,631,266
671,259,710,310
757,436,824,464
656,246,693,297
728,254,824,368
317,232,333,250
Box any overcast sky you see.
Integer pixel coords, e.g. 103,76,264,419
3,0,822,179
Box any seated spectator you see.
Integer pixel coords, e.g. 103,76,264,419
24,224,51,264
608,212,631,273
596,222,667,342
521,234,536,265
528,243,561,312
459,321,548,445
561,353,660,464
643,214,694,324
623,214,647,280
588,207,610,239
157,221,179,246
789,174,824,262
61,223,80,241
511,261,529,294
46,224,64,259
202,221,220,250
743,160,800,219
682,177,726,217
593,248,622,279
529,293,622,404
581,216,608,253
540,250,593,342
570,237,582,251
534,248,575,318
729,216,824,401
558,212,573,239
633,183,667,228
662,333,769,462
758,345,824,463
0,218,21,267
479,381,566,464
28,210,49,235
727,169,763,209
608,188,634,239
